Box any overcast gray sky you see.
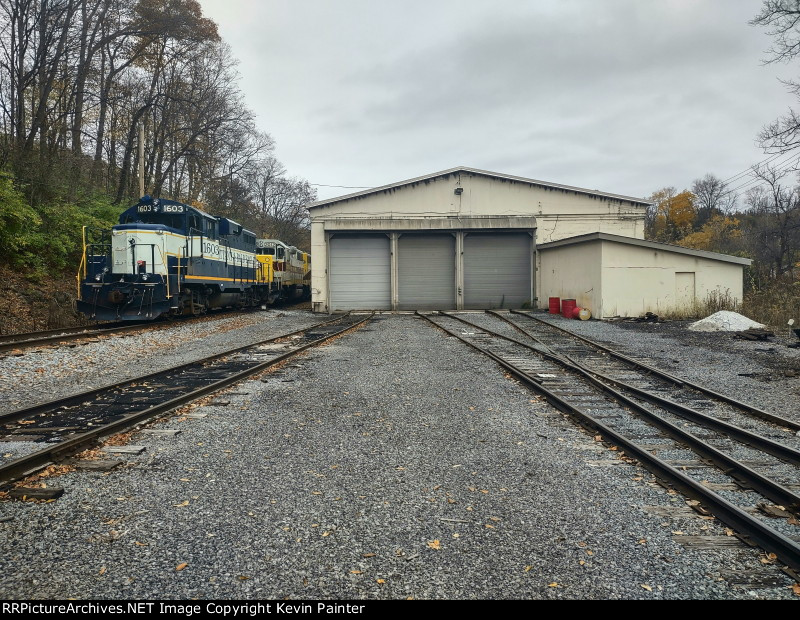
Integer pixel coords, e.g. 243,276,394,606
197,0,797,202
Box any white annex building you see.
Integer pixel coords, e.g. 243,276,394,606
307,167,749,317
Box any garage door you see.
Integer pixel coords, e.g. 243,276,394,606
329,234,391,310
464,233,532,309
398,234,456,310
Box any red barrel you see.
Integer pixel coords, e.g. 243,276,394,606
571,306,582,319
561,298,576,318
548,297,560,314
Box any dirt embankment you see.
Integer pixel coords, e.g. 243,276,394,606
0,266,87,335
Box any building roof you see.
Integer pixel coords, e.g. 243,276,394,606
537,232,752,265
307,166,652,209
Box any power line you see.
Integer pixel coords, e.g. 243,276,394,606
721,151,786,185
721,153,800,198
310,183,372,189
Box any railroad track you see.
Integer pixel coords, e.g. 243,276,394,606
418,310,800,574
0,312,371,488
0,321,141,354
0,304,297,355
500,310,800,433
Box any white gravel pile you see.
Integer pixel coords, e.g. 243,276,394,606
688,311,764,332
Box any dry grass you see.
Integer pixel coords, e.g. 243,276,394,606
654,281,800,329
656,289,741,321
741,279,800,329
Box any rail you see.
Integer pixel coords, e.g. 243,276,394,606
418,310,800,573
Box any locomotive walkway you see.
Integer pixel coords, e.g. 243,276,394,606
0,314,797,599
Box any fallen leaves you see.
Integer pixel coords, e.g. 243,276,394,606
176,563,188,571
104,431,134,447
427,540,441,550
641,584,652,592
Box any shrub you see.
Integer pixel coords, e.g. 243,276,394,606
0,175,41,256
742,278,800,328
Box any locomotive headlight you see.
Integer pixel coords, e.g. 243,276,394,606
94,274,102,281
141,273,150,281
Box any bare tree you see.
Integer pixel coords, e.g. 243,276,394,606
752,1,800,152
691,173,737,224
0,0,316,247
742,162,800,279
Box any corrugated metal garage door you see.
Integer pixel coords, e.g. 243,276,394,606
329,234,391,310
464,233,532,309
398,234,456,310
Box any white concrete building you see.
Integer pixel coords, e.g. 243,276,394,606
307,166,749,316
308,167,650,312
537,233,751,318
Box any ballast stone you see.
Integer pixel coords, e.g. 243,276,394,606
688,311,765,332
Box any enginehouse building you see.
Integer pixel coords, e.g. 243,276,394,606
307,167,749,317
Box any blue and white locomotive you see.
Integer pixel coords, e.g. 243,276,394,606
77,196,278,321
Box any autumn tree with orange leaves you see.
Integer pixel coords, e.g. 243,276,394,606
647,187,697,242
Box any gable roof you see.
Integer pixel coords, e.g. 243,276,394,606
307,166,652,209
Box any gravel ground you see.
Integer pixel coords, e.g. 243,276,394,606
0,314,797,600
0,309,321,412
